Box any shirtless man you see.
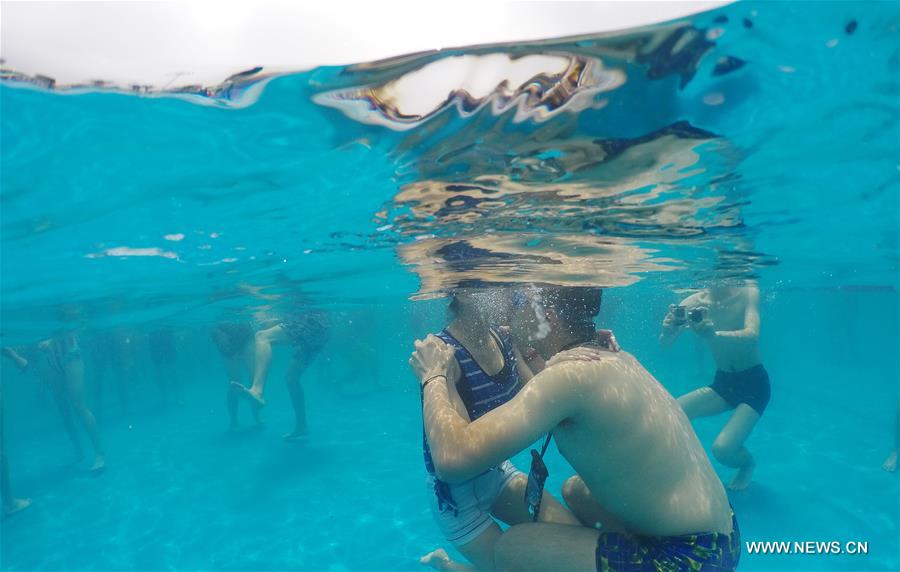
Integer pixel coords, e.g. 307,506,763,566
411,286,738,571
661,283,767,491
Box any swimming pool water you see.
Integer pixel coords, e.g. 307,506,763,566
1,1,898,571
1,288,896,571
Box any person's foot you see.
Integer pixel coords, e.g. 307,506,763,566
3,498,32,519
283,430,309,442
883,451,898,473
230,381,265,407
90,455,106,475
727,462,755,491
419,548,455,572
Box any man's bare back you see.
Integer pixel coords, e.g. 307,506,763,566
417,342,732,537
550,351,732,536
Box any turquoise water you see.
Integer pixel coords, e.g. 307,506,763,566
1,1,898,571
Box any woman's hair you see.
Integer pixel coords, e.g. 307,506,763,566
446,293,461,321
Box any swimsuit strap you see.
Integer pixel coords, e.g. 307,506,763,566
538,433,552,458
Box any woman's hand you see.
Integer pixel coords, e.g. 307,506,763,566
409,334,459,387
545,347,608,368
544,328,620,368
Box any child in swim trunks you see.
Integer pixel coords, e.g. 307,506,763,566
662,283,768,491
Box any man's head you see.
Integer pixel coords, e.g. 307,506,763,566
446,285,514,327
708,280,744,301
514,285,603,358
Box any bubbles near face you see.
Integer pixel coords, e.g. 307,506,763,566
508,286,551,347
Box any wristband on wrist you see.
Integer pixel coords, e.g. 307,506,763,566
422,374,447,392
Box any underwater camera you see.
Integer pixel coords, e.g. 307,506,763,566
673,306,704,325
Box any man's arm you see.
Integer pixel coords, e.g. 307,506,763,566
715,286,760,339
512,347,536,383
422,357,591,483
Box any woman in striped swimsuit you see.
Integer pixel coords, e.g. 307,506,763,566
412,289,579,571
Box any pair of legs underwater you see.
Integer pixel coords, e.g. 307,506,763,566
422,472,730,572
230,324,312,440
1,382,31,518
1,448,31,518
51,356,106,473
421,472,581,572
678,387,761,491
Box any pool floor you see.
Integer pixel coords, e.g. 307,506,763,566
1,362,897,571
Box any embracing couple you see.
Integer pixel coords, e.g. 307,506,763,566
409,286,739,572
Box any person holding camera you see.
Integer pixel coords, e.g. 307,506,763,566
660,283,767,491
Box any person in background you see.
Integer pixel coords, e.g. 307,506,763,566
883,401,898,473
85,331,112,421
110,328,139,416
149,328,180,406
413,288,581,572
661,282,767,491
40,334,105,473
88,328,138,420
2,347,32,517
231,310,330,441
332,309,386,395
211,322,258,430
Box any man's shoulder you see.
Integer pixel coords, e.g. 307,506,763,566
542,348,625,384
577,351,648,388
551,352,650,415
741,284,760,301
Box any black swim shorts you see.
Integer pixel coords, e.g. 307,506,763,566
710,364,771,416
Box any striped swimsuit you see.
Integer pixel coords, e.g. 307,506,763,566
422,328,521,511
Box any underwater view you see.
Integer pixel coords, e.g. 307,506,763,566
1,1,898,571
